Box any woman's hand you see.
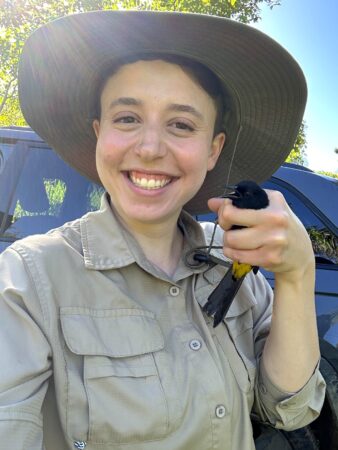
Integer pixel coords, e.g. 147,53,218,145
208,189,315,279
209,189,319,392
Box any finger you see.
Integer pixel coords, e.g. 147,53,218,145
208,197,264,226
222,246,262,266
218,203,266,229
207,197,229,213
223,246,274,269
224,227,265,250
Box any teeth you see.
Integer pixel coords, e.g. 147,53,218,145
129,173,171,189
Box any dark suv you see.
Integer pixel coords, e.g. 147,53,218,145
1,126,337,448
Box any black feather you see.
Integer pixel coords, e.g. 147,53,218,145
203,181,269,327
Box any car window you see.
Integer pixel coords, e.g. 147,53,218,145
0,143,14,174
0,149,4,173
0,143,104,243
262,180,337,264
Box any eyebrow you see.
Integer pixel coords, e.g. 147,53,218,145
168,103,204,120
108,97,203,120
108,97,141,110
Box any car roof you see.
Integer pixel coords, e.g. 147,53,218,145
0,126,44,143
271,165,338,229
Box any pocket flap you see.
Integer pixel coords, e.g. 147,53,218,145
60,307,164,357
85,362,157,379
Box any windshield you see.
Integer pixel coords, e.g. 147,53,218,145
0,141,104,251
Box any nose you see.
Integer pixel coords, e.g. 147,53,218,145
135,125,167,161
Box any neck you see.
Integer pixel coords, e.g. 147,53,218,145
134,224,184,277
112,207,184,277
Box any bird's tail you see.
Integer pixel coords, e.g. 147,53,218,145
202,268,246,328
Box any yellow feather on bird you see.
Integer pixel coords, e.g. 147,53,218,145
203,181,269,327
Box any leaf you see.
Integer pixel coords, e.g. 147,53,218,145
0,0,282,125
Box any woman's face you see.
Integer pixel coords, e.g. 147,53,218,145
93,59,225,229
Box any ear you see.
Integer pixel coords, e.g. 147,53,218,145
93,119,100,139
207,132,226,171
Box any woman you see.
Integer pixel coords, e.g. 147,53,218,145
0,11,325,450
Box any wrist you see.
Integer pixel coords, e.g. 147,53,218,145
275,257,315,285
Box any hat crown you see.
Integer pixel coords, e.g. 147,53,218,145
19,10,306,215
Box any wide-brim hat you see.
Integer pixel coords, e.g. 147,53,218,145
18,10,307,215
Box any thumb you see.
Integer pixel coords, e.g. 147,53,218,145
207,197,224,213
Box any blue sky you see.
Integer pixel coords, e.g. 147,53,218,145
251,0,338,173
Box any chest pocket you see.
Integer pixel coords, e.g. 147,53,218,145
60,307,170,445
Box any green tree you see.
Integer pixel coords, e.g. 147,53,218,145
0,0,280,126
286,120,307,165
317,170,338,180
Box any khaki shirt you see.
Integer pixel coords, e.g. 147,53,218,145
0,194,325,450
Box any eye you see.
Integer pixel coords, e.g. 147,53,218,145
170,121,195,132
113,115,138,124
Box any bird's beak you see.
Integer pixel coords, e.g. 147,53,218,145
222,184,239,200
223,192,240,200
222,190,240,200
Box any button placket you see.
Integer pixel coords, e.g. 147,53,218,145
215,404,226,418
74,441,87,449
189,339,202,351
169,285,180,297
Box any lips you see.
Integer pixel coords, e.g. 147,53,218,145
128,170,173,190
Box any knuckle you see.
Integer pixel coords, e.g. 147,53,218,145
225,230,236,247
218,204,234,230
271,232,287,248
270,189,285,203
267,249,283,267
267,209,289,227
218,217,232,231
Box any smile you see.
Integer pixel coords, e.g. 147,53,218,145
128,171,173,190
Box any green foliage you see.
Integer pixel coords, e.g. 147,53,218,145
286,120,307,165
317,170,338,180
13,178,66,218
108,0,279,22
307,227,337,264
0,0,280,125
88,185,105,211
45,179,67,214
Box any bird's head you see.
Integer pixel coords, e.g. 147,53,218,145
223,180,269,209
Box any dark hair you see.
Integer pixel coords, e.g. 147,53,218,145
93,53,226,136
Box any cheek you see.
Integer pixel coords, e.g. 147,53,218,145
186,142,213,171
95,145,117,185
96,132,125,166
179,145,210,185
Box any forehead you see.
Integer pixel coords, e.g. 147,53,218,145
103,59,203,89
99,59,217,111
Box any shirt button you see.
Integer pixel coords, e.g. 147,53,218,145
73,442,86,449
169,285,180,297
215,404,226,418
189,339,202,351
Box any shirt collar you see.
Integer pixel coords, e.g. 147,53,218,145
80,193,208,274
80,194,257,318
80,193,135,270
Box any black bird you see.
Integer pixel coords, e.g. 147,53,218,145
203,181,269,327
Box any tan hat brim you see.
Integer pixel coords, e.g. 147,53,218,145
18,10,306,214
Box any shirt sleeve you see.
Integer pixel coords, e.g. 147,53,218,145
256,357,326,431
249,271,326,431
0,246,52,449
